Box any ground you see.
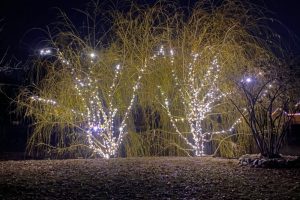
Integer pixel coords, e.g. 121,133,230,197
0,157,299,199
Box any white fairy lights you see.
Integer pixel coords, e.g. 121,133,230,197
39,48,52,56
90,52,96,59
32,44,244,158
73,62,145,158
245,77,252,83
31,47,147,158
30,96,57,105
158,47,242,156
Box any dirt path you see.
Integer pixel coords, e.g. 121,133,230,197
0,157,299,199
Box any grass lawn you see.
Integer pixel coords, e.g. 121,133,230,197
0,157,299,199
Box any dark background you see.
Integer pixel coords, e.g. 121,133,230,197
0,0,300,60
0,0,300,156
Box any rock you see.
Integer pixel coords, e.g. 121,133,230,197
257,159,261,167
253,159,259,166
246,158,252,164
238,154,300,168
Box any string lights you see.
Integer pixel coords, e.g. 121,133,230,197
158,47,242,156
33,48,146,158
39,48,52,56
34,45,243,158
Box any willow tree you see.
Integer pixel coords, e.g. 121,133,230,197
17,2,173,158
18,0,284,158
137,0,281,156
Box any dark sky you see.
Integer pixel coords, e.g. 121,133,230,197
0,0,300,60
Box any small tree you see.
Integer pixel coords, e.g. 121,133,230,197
17,3,172,158
158,52,243,156
150,0,278,157
229,66,298,158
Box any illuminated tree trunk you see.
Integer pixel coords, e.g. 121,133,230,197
160,53,241,156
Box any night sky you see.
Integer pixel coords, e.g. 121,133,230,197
0,0,300,61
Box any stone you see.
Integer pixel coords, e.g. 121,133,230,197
253,159,259,166
238,154,300,168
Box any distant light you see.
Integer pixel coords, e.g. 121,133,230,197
90,52,96,59
39,48,52,56
93,126,98,131
170,49,174,56
246,78,252,83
